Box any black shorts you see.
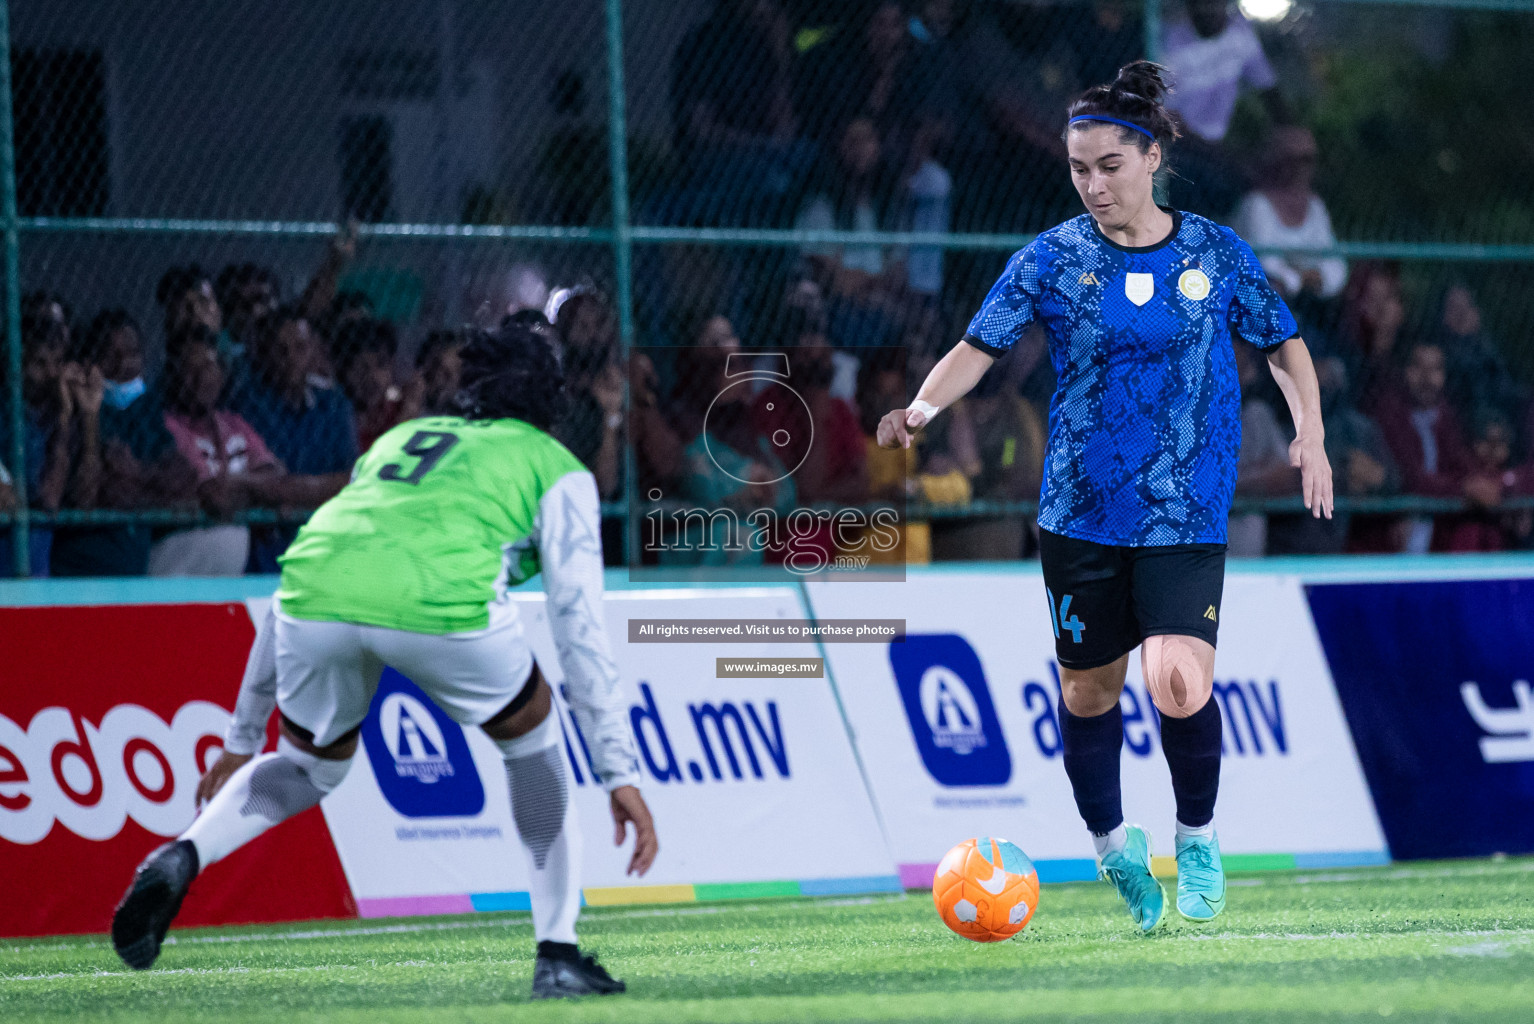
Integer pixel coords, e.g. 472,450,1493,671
1038,528,1226,670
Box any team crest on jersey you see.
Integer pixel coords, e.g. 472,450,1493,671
1179,268,1211,301
1124,273,1155,306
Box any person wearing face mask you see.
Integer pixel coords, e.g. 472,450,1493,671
49,310,197,576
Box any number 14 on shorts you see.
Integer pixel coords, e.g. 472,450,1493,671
1046,588,1085,643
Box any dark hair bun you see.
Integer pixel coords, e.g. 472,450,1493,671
1065,61,1180,150
1113,61,1172,105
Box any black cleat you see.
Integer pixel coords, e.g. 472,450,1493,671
531,943,626,999
111,839,199,970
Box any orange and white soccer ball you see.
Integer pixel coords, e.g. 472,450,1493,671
932,836,1041,942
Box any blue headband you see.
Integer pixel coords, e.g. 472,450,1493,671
1069,115,1157,142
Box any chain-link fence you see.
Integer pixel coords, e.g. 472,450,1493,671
3,0,1534,577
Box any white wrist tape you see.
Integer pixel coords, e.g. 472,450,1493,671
908,399,942,422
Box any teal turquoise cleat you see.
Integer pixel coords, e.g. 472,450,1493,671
1174,830,1227,922
1098,825,1166,934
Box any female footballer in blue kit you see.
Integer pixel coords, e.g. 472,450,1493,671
878,62,1334,932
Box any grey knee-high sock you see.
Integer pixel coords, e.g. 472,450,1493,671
495,712,581,945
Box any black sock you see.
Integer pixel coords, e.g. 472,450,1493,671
175,838,201,878
1059,698,1124,835
538,940,580,962
1159,699,1223,828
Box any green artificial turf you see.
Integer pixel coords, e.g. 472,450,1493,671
3,859,1532,1024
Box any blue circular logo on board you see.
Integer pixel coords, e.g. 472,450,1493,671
889,633,1013,787
361,669,486,818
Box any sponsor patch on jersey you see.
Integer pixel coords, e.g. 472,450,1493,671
1179,268,1211,301
1124,272,1155,306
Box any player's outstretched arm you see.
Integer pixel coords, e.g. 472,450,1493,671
537,470,656,874
196,599,280,805
876,340,996,449
1265,336,1334,520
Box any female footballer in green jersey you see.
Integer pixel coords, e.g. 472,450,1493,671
112,321,656,999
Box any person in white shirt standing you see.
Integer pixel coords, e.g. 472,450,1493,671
1233,126,1348,303
1161,0,1288,216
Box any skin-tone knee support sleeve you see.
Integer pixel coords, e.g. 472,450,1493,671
1141,634,1215,719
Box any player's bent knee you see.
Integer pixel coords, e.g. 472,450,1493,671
1059,657,1129,718
274,736,352,797
481,667,553,743
1142,634,1215,719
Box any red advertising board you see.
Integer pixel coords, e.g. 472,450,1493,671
0,603,356,937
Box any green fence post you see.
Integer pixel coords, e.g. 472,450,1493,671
0,0,27,577
1144,0,1163,63
603,0,638,567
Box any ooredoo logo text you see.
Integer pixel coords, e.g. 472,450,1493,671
0,702,229,844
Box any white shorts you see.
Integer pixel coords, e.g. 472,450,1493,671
273,599,536,748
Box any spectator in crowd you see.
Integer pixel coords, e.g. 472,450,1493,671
295,220,360,327
942,2,1083,233
1228,340,1298,556
899,114,954,308
629,349,684,503
1435,282,1526,426
156,264,225,345
549,289,618,380
1374,341,1471,553
853,348,932,562
671,346,796,567
50,310,197,576
153,327,281,576
232,306,358,571
665,315,745,449
549,298,623,500
669,0,806,227
215,263,280,350
754,326,868,567
755,326,867,506
1438,411,1534,552
22,291,74,348
1057,0,1146,90
695,312,742,353
0,313,105,576
856,349,912,502
1338,262,1412,414
323,289,376,340
797,117,906,349
927,367,1046,560
1160,0,1287,214
1232,127,1347,311
1267,356,1399,554
334,318,422,451
416,328,467,415
797,1,915,145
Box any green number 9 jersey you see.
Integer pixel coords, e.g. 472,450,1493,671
277,416,590,635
